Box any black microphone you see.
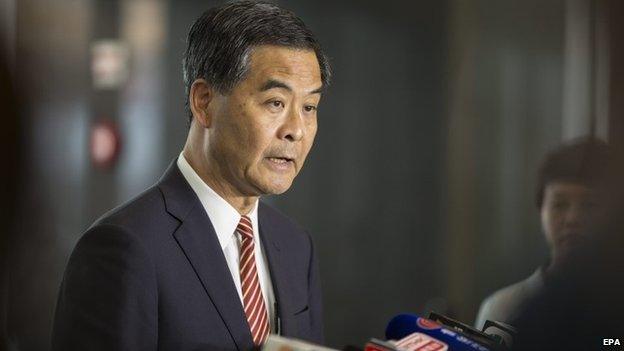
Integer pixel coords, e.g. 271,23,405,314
386,314,496,350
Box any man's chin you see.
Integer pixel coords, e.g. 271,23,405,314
253,178,294,196
267,182,293,195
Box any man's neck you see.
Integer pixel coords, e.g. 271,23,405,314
182,147,258,215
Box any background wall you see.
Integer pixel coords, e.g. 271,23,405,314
2,0,613,349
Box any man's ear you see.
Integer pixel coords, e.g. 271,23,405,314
189,79,214,128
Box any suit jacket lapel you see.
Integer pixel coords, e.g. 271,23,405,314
258,203,298,336
159,162,254,351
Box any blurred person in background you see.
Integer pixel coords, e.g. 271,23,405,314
475,138,611,329
52,1,330,350
510,141,624,350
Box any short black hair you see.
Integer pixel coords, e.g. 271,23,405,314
536,137,611,208
182,0,331,122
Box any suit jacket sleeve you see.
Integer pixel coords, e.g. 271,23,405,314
306,230,324,343
52,223,158,351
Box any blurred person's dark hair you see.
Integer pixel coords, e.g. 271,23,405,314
535,137,611,208
182,0,332,123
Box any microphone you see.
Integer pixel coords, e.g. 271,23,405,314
341,345,365,351
261,335,339,351
428,312,503,347
386,314,494,351
393,332,452,351
481,320,516,349
363,338,401,351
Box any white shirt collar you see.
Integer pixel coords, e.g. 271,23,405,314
176,152,259,250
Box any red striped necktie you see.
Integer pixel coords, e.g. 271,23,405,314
237,215,270,346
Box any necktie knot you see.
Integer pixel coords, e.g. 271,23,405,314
237,216,254,240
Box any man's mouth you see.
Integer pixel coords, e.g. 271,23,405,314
267,157,293,164
266,156,295,169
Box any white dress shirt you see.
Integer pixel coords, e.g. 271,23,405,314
177,153,276,332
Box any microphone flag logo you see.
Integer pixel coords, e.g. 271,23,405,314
416,318,441,331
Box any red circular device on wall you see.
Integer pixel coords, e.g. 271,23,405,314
90,119,121,169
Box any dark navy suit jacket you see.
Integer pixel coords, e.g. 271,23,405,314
52,162,323,351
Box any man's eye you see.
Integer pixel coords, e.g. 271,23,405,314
267,100,284,109
304,105,317,113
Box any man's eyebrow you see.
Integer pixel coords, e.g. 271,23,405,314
259,79,324,95
259,79,292,92
309,86,324,95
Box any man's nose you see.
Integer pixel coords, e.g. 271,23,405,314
278,106,304,142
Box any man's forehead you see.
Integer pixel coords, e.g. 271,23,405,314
246,46,321,84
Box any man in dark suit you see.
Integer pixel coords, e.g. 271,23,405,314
52,2,331,350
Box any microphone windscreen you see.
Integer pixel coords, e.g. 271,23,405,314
385,314,423,340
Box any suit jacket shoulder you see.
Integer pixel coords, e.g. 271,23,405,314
88,183,181,251
52,188,165,350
